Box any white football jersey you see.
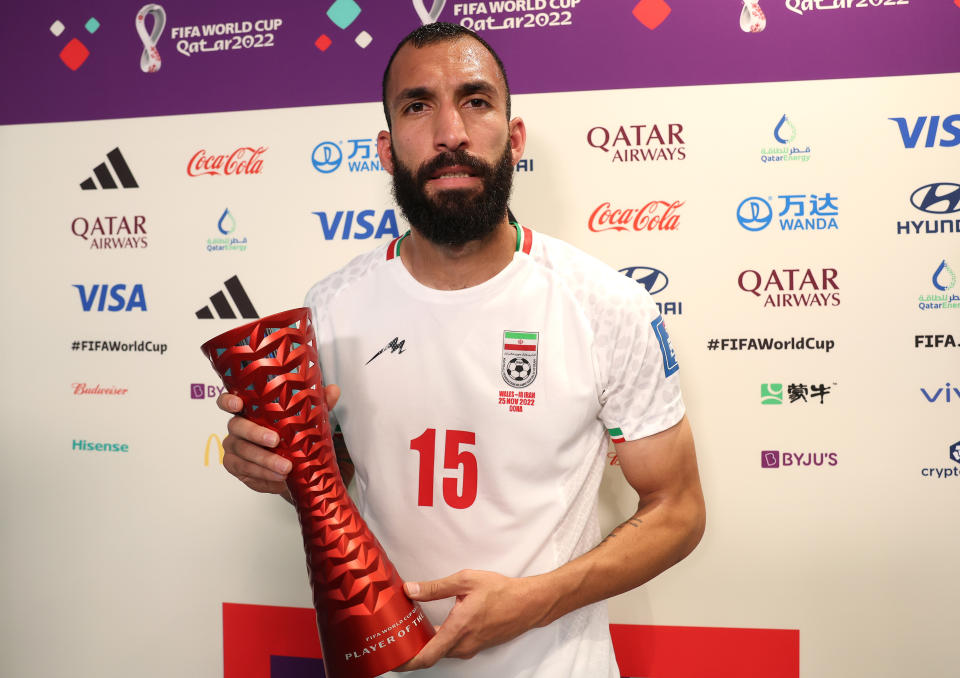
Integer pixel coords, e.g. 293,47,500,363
305,225,685,678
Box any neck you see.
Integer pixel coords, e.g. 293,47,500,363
399,217,517,290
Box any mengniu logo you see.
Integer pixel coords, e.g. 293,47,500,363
71,216,147,250
74,284,147,312
919,260,959,311
188,147,266,176
312,209,402,240
761,382,834,405
920,382,959,403
619,266,682,315
889,115,960,149
204,433,225,466
586,123,686,163
589,201,683,233
50,15,101,70
738,268,839,308
899,182,960,235
80,148,139,190
196,275,258,319
761,450,837,469
738,193,838,232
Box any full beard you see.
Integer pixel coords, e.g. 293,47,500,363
390,141,514,248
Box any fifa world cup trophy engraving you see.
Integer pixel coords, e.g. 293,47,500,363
202,308,434,677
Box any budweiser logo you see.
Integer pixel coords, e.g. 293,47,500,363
589,201,683,233
187,146,267,177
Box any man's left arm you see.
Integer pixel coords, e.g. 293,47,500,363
399,414,705,668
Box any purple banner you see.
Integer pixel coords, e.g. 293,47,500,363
5,0,959,125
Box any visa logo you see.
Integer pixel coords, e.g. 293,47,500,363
889,115,960,149
74,284,147,311
312,209,401,240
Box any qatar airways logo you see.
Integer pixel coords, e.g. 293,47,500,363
187,146,267,177
738,268,840,308
589,201,683,233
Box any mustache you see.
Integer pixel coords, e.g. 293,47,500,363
416,150,491,184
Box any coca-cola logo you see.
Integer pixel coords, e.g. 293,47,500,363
589,201,683,233
187,146,267,177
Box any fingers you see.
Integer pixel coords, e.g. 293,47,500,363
222,416,290,495
404,571,471,602
324,383,340,410
216,392,243,413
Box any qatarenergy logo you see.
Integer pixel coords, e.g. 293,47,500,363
71,339,167,354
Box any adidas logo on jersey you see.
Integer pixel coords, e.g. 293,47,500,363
195,275,259,319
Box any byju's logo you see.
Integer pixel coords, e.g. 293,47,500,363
910,183,960,215
920,382,959,403
80,148,139,190
761,450,838,469
312,209,402,240
74,284,147,312
50,15,101,71
619,266,683,315
737,197,773,231
71,215,147,250
190,383,227,399
889,115,960,149
739,194,839,231
311,139,384,174
739,268,840,308
195,275,258,319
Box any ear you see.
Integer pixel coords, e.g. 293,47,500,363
508,117,526,167
376,130,395,175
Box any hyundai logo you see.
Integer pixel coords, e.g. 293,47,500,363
910,183,960,215
311,142,343,174
619,266,669,295
737,197,773,231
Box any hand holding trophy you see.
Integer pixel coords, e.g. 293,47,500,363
202,308,434,678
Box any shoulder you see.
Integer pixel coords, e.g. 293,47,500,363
304,239,395,310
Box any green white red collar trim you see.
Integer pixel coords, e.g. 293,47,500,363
385,222,532,261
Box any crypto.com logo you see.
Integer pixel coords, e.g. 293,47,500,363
737,197,773,231
910,183,960,215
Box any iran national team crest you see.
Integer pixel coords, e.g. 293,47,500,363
502,331,538,388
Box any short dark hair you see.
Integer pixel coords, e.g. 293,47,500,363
381,22,511,130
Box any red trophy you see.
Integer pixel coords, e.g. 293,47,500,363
201,308,434,677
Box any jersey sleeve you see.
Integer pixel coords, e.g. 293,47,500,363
594,275,685,442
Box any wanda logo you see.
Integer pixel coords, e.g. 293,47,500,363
589,201,683,233
187,146,267,177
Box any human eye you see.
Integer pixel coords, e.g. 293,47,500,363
403,101,427,114
465,97,490,108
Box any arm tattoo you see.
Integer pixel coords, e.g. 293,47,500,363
599,516,643,545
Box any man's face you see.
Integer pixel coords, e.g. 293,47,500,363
378,37,525,247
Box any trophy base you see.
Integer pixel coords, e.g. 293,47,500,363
319,591,435,678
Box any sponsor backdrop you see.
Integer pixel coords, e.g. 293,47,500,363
1,1,958,677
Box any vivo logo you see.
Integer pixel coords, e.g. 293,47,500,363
921,382,960,403
73,284,147,311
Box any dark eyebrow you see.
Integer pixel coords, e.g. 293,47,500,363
393,80,499,108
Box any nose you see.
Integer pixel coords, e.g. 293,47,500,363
433,103,469,152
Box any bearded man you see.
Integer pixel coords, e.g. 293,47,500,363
218,22,705,678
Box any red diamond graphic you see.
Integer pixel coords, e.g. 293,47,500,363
59,38,90,71
315,34,332,52
633,0,672,30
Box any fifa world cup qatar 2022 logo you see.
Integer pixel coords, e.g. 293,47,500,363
136,4,166,73
201,308,434,677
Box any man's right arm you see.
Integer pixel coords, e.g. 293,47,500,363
216,385,346,503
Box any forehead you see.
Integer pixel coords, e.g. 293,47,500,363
386,37,506,102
